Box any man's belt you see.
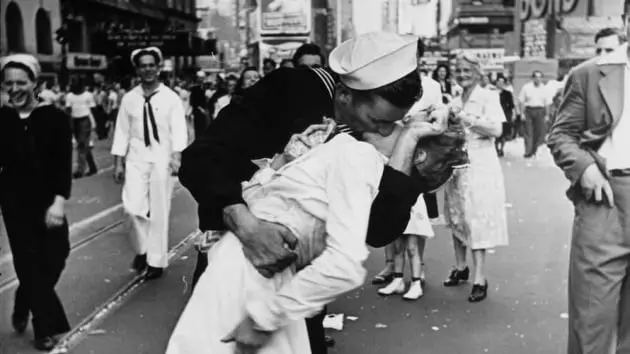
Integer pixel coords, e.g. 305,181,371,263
609,168,630,177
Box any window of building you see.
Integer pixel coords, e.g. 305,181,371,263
5,1,25,52
36,8,53,54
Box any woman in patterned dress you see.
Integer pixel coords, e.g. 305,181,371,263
442,53,509,303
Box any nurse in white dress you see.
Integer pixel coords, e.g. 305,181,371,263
166,32,466,354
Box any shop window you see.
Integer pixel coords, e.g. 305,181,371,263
5,1,25,52
36,9,53,54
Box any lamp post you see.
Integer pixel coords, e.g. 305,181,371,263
546,0,557,58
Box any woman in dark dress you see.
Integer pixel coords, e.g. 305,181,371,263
0,54,72,351
494,76,516,157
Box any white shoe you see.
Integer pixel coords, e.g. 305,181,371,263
402,280,424,301
378,278,405,296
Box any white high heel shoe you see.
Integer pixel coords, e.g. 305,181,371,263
402,280,424,301
377,277,405,296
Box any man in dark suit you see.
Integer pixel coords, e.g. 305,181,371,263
547,14,630,353
179,32,433,353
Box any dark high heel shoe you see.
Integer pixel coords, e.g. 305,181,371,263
468,280,489,303
12,312,28,334
132,254,147,274
34,335,58,351
145,266,164,280
443,267,470,287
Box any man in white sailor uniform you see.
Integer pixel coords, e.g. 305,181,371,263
111,47,188,279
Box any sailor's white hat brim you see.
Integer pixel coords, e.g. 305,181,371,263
130,47,163,66
0,54,41,79
329,32,419,90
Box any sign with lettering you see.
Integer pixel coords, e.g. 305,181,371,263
103,30,191,54
451,48,506,71
520,0,579,21
259,0,311,35
66,53,107,71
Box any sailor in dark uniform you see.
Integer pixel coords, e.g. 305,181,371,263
179,32,437,353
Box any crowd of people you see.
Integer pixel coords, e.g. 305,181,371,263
0,22,628,354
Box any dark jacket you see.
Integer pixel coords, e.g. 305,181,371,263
179,67,421,247
0,105,73,207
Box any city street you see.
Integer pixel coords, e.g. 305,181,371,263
0,139,574,354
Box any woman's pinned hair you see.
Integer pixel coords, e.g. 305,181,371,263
414,116,468,193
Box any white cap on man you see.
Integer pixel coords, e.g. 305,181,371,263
328,32,418,90
130,46,163,66
0,54,41,79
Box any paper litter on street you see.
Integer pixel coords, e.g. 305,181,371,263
323,313,344,331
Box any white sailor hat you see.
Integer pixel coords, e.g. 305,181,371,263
130,46,163,66
0,54,41,79
329,32,418,90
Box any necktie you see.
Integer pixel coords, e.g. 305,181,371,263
143,91,160,147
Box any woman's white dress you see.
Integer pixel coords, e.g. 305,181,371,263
404,195,434,237
166,134,385,354
443,86,509,249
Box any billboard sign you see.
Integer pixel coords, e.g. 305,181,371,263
259,0,311,35
451,48,506,71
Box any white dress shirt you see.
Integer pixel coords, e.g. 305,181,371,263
244,133,385,331
111,83,188,163
65,91,95,118
518,81,551,108
597,44,630,170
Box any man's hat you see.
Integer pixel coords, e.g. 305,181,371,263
130,46,163,66
329,32,418,90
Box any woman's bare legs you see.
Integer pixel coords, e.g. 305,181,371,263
403,235,426,300
444,229,470,287
378,237,406,295
468,248,489,302
471,249,486,285
372,243,395,284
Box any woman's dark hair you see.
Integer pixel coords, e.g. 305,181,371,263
132,50,161,67
263,58,276,68
70,78,85,94
351,69,422,109
292,43,325,67
280,59,294,68
1,62,36,81
414,119,468,193
432,64,450,82
235,66,259,94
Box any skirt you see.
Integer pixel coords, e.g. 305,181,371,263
443,142,509,249
404,194,435,237
166,233,310,354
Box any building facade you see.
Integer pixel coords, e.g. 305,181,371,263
518,0,625,63
1,0,63,79
447,0,515,72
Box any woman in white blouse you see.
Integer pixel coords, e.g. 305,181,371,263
442,53,509,303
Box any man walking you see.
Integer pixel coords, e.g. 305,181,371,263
547,15,630,353
518,70,550,158
111,47,188,280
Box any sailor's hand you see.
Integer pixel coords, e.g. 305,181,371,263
222,316,273,354
400,116,447,143
224,205,298,278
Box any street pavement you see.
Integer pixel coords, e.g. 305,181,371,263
0,138,575,354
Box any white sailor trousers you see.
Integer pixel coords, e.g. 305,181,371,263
122,160,173,268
